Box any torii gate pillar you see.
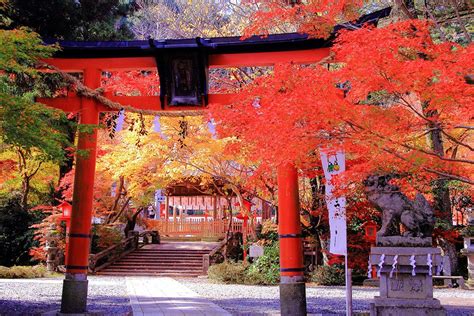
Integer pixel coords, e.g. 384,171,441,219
277,163,307,315
60,68,100,314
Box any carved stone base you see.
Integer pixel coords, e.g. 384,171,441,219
363,278,380,287
376,236,432,247
370,297,446,316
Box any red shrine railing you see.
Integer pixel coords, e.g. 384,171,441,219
145,218,255,238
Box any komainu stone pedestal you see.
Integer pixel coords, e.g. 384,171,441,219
369,247,446,316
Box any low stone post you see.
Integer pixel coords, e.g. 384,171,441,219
128,231,140,249
151,231,160,244
202,254,210,274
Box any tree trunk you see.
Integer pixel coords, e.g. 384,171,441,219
393,0,415,19
59,120,77,179
111,196,132,224
105,176,126,224
124,207,144,237
319,235,330,266
21,176,30,209
309,177,321,210
428,120,458,273
438,236,458,275
55,118,78,203
430,127,452,221
224,199,234,260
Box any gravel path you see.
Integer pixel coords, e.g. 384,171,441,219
178,278,474,316
0,276,131,316
1,276,473,315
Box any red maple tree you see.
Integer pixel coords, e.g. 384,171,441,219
210,19,473,193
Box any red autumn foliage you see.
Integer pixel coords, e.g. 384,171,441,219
29,205,66,262
242,0,363,39
0,159,17,184
210,20,474,196
101,70,160,96
211,14,473,267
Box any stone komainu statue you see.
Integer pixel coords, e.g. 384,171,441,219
364,175,435,240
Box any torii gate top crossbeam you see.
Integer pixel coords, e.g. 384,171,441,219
39,7,391,113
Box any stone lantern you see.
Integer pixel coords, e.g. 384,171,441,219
45,223,59,272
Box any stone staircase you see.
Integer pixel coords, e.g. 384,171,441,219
97,242,215,277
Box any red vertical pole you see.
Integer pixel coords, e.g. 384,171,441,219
61,68,100,314
277,163,307,315
371,241,378,279
243,217,248,262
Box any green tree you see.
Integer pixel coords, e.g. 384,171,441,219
0,194,44,266
0,9,72,208
130,0,255,39
7,0,134,40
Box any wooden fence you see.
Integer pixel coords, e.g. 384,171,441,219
145,218,255,238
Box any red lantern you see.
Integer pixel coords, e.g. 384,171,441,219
364,221,378,279
58,201,72,262
364,221,377,244
58,201,72,221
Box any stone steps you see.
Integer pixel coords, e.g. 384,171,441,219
99,271,202,277
97,244,210,277
111,262,202,267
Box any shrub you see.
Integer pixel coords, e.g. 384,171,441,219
0,195,42,266
209,241,281,285
0,266,9,277
246,242,280,285
310,264,345,285
226,232,243,261
461,225,474,237
91,224,124,253
259,220,278,242
0,265,48,278
208,261,247,284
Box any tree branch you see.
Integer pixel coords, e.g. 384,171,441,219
111,196,132,223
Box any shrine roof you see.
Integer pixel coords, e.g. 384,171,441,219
45,7,391,59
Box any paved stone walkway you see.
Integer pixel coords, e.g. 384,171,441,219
126,277,231,316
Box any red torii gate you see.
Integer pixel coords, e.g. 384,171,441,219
37,8,390,315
